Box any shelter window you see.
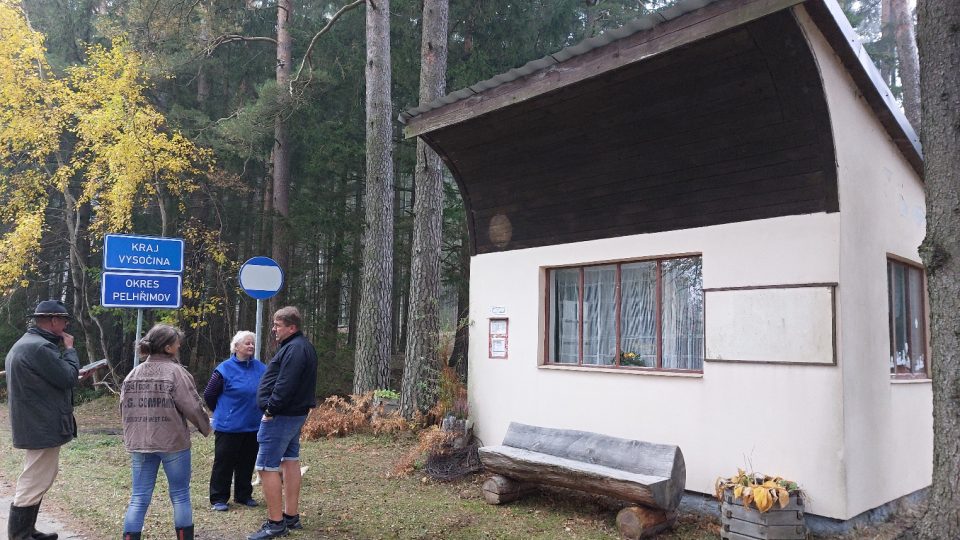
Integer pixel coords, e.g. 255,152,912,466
546,256,703,371
887,258,928,379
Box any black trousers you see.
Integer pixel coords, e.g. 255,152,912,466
209,431,259,504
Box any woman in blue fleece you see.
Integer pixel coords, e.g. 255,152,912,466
203,331,266,511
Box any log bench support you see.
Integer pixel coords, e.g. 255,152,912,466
479,422,686,538
481,474,536,504
616,506,677,539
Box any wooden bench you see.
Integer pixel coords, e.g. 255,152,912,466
478,422,686,539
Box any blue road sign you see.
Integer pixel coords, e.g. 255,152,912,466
239,257,284,300
101,272,182,309
104,234,184,273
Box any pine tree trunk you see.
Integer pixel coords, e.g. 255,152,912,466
270,0,293,313
450,225,470,380
322,180,346,345
197,1,211,104
879,0,896,86
348,179,363,348
354,0,394,394
892,0,921,131
915,0,960,537
400,0,449,418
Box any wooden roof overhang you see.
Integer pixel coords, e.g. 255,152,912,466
401,0,922,255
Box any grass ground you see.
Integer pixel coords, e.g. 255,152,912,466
0,394,914,539
0,395,720,539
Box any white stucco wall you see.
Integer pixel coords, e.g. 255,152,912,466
795,7,932,519
468,213,850,518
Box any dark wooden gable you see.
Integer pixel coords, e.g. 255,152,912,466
421,11,837,255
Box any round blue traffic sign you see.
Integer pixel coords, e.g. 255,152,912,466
239,256,284,299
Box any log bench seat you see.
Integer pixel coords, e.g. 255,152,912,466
478,422,686,539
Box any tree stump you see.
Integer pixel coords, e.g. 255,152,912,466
481,475,533,505
616,506,676,539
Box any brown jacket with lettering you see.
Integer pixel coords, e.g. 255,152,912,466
120,354,211,452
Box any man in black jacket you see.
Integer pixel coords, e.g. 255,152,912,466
6,300,79,540
247,306,318,540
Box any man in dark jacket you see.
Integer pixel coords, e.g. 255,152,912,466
247,306,318,540
6,300,80,540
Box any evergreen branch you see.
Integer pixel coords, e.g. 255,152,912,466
205,34,278,56
291,0,365,89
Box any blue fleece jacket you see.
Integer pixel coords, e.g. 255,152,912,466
209,355,266,433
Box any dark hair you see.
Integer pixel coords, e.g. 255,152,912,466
138,324,184,356
273,306,301,329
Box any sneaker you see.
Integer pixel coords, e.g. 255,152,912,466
239,498,259,507
211,502,229,512
283,513,302,530
247,520,288,540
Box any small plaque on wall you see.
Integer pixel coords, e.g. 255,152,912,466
489,318,508,359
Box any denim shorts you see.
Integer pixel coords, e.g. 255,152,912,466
255,414,307,472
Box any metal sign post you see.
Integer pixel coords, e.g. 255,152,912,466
255,300,264,361
239,257,284,361
134,309,143,368
101,234,184,370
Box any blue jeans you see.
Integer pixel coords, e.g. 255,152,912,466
123,449,193,532
255,414,307,472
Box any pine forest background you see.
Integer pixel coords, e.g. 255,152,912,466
0,0,920,399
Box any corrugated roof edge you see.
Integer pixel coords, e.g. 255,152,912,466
397,0,716,124
809,0,921,159
398,0,921,164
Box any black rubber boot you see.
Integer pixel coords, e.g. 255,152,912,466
29,501,59,540
175,524,195,540
122,532,142,540
8,504,34,540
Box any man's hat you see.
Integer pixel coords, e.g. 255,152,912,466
29,300,72,319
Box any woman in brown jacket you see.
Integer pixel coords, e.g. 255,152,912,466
120,324,211,540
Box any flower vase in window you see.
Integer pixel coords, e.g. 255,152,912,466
621,351,642,367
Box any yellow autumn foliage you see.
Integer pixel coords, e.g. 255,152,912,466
0,0,210,291
714,468,801,513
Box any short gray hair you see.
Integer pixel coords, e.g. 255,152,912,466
230,331,256,354
273,306,301,329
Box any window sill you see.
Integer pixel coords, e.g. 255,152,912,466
890,377,931,384
538,364,703,378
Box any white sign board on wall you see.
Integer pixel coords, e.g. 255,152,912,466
705,284,836,365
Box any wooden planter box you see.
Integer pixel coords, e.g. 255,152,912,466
720,489,806,540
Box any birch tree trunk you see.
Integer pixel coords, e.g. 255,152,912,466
354,0,394,394
400,0,449,418
892,0,921,131
270,0,293,312
61,190,109,364
915,0,960,537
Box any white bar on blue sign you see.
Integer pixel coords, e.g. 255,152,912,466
240,264,283,291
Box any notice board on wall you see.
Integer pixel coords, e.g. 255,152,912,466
704,284,836,365
489,318,508,359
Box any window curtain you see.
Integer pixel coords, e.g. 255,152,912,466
907,267,925,373
551,268,580,363
620,262,657,367
889,261,925,374
583,265,616,365
661,258,704,370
